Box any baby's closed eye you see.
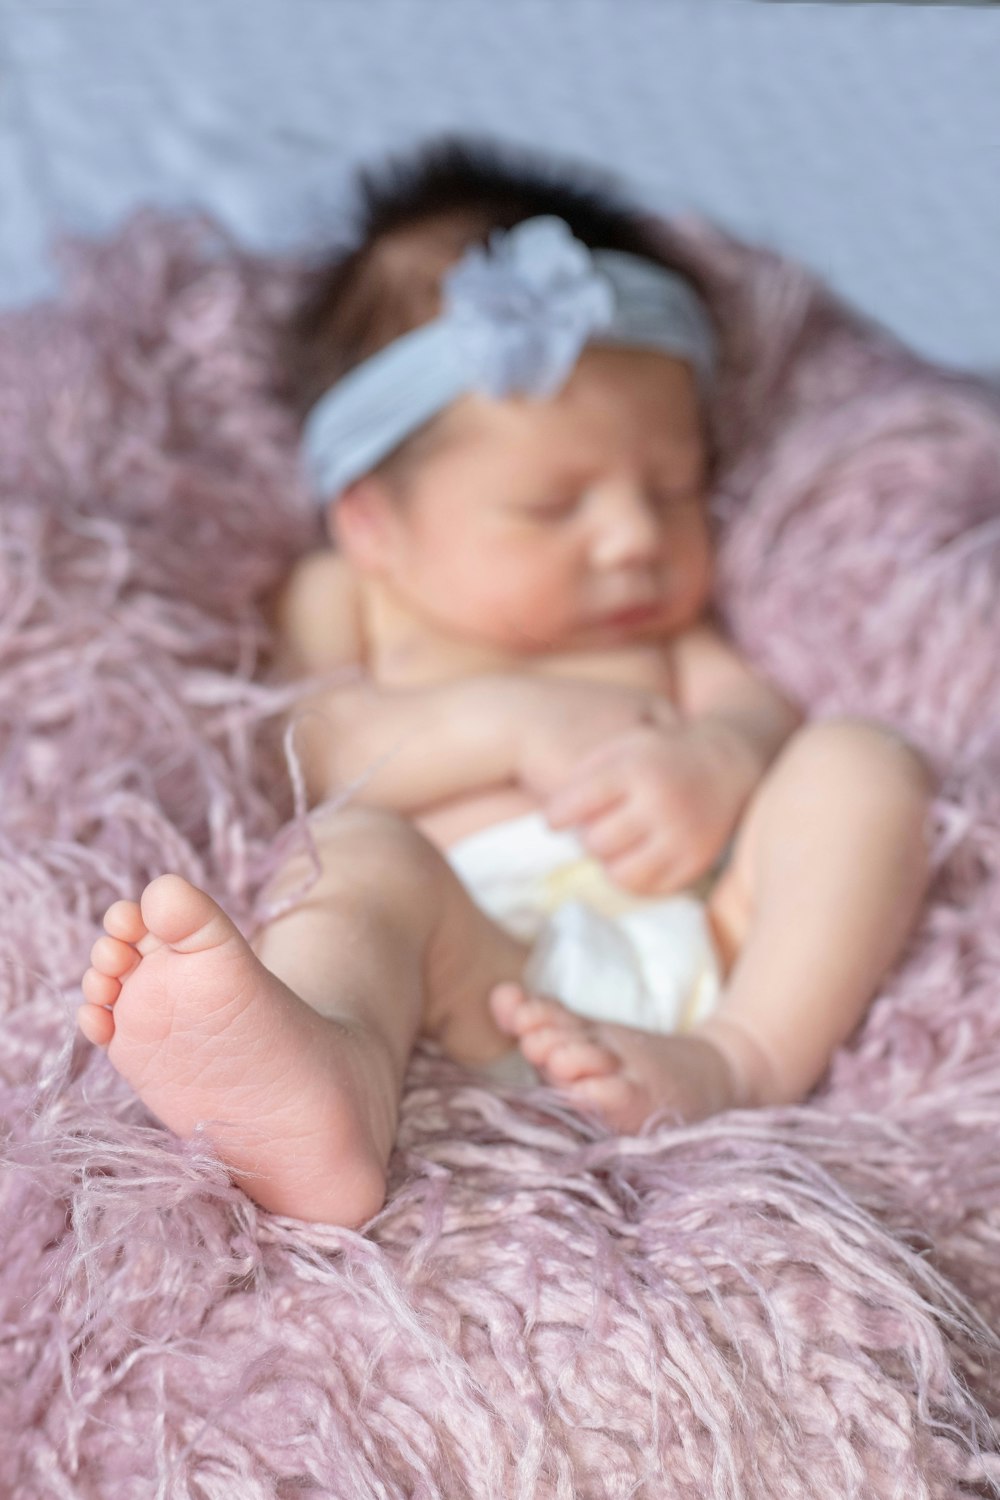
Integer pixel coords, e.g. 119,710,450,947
514,492,581,522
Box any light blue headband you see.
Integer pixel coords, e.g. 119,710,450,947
302,215,714,501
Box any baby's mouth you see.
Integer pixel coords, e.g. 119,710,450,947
598,599,662,626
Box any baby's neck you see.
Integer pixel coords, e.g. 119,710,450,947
359,577,519,687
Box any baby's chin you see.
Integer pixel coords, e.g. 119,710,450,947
453,591,703,656
504,616,676,657
574,598,701,650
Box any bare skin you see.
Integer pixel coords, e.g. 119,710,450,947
488,721,934,1127
81,808,530,1226
80,722,931,1224
80,876,397,1224
78,346,933,1225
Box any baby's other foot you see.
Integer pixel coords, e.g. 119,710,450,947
79,874,396,1225
488,982,741,1132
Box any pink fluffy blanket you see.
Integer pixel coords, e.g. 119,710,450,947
2,212,999,1499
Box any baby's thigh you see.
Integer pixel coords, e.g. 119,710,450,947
265,804,529,995
706,718,932,965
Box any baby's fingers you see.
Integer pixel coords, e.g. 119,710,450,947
546,766,625,829
605,834,685,896
580,803,648,861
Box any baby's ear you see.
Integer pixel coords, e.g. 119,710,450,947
331,476,398,574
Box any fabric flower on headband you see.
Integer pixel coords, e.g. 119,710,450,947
444,217,616,399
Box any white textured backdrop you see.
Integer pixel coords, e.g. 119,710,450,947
0,0,997,369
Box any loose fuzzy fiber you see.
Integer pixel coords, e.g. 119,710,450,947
1,210,999,1499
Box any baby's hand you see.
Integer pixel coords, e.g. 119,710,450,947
542,722,752,895
515,680,678,797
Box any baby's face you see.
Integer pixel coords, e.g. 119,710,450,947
345,347,712,654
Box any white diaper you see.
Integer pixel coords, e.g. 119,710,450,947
446,811,721,1038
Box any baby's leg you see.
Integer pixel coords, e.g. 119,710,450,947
79,806,528,1225
493,720,932,1127
696,718,932,1107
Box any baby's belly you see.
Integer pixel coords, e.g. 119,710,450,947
415,786,542,852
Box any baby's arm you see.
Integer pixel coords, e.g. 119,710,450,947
303,671,673,812
270,552,507,806
270,552,521,805
271,552,670,811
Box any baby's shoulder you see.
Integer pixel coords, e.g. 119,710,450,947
669,616,764,711
670,617,744,672
266,548,365,675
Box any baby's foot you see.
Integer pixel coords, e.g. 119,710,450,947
79,874,396,1226
489,982,742,1132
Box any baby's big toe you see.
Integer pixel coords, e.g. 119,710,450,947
138,875,239,954
489,983,573,1039
488,981,529,1034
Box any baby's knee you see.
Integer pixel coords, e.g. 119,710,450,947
270,803,444,906
780,717,934,819
310,801,425,853
314,802,444,879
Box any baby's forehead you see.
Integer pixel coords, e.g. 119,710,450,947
435,351,706,471
422,387,704,498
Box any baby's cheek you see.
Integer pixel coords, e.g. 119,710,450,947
510,588,580,647
489,602,569,651
664,520,713,612
469,567,576,646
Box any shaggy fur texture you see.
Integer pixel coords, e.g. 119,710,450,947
1,210,999,1498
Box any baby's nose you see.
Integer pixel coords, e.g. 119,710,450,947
588,481,662,567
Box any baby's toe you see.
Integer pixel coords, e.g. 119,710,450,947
543,1037,621,1085
103,899,147,944
90,934,139,979
139,874,239,954
82,966,121,1008
77,1001,115,1048
489,983,576,1039
568,1072,640,1126
519,1022,574,1069
488,981,528,1033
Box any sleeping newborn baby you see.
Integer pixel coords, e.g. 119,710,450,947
77,139,932,1227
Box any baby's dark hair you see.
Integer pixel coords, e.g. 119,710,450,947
287,135,712,432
